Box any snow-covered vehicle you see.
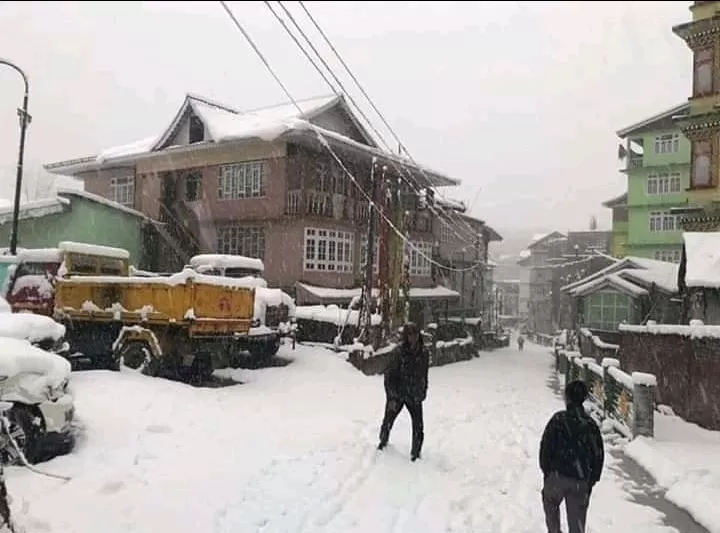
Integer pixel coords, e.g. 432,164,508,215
188,254,296,362
0,296,66,353
5,242,130,317
0,337,74,464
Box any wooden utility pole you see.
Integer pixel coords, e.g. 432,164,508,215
359,162,378,340
377,167,391,341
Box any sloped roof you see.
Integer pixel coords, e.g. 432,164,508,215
616,103,690,138
571,272,649,298
44,93,460,187
564,256,679,296
602,192,628,208
528,231,566,250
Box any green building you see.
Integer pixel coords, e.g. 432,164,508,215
616,103,691,263
0,189,153,268
602,192,628,258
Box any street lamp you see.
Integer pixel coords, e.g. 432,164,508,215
0,58,31,255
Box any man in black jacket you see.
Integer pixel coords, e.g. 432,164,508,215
539,380,604,533
378,322,429,462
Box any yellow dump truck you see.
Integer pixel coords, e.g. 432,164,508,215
53,268,255,381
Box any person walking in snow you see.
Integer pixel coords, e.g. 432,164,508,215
539,380,605,533
378,322,429,462
517,335,525,351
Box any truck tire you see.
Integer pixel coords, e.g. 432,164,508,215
117,341,159,377
248,337,280,362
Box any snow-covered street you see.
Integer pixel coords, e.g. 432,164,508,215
3,342,696,533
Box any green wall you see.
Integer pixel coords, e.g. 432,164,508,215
625,127,690,259
0,197,146,266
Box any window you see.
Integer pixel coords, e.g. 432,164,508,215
647,172,682,195
189,115,205,144
217,161,267,200
649,211,678,232
407,240,432,277
304,228,354,272
110,176,134,207
360,237,379,274
185,171,202,202
440,223,451,244
653,249,682,264
584,292,631,331
654,133,680,154
694,47,714,97
216,226,266,259
692,139,712,187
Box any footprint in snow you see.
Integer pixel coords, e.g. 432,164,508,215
99,480,126,495
145,424,173,434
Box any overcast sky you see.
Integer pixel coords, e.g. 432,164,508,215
0,1,693,235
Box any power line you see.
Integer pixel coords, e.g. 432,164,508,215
295,0,484,241
218,0,482,273
273,0,482,252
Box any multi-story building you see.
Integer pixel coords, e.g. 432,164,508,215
44,93,458,296
602,192,628,258
616,103,691,262
672,2,720,231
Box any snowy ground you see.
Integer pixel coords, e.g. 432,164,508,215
626,410,720,533
4,342,695,533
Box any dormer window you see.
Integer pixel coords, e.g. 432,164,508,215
189,115,204,144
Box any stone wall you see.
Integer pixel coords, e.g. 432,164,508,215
557,350,655,438
618,322,720,431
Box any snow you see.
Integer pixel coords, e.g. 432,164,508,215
0,337,70,390
619,321,720,339
191,100,294,143
631,372,657,387
683,231,720,288
570,272,648,298
10,274,53,298
296,282,459,302
620,265,678,294
625,408,720,533
0,296,11,313
0,197,68,225
96,136,158,163
58,241,130,260
189,254,265,273
65,268,263,290
296,305,381,326
0,310,65,344
518,249,531,259
2,342,691,532
56,188,149,220
607,366,634,390
17,248,62,263
254,287,296,324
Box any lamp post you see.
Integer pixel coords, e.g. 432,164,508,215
0,58,31,255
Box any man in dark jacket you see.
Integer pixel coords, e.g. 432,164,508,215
539,380,604,533
378,322,429,462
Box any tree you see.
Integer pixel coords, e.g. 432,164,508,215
589,215,598,231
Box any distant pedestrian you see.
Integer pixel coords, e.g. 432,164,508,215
517,335,525,351
539,380,604,533
378,322,429,462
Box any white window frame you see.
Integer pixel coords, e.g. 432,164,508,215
407,240,432,277
216,225,266,259
654,133,680,154
653,249,682,264
217,160,267,200
647,172,682,195
649,211,678,233
304,227,354,272
110,176,135,207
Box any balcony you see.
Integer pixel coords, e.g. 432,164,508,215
286,189,358,221
627,157,643,169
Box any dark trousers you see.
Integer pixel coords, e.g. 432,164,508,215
379,397,424,456
542,472,591,533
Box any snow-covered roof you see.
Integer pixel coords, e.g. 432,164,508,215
616,102,690,138
519,249,531,259
562,256,657,293
602,192,628,208
435,196,466,212
45,93,460,188
682,232,720,288
570,272,649,298
620,264,678,294
0,197,69,225
56,188,150,220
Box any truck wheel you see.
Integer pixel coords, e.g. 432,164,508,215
248,337,280,363
117,341,159,377
1,405,41,465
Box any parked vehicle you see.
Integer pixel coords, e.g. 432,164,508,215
0,337,75,464
0,296,66,353
5,241,130,317
53,267,256,381
188,254,296,362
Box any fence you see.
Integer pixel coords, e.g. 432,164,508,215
556,349,656,439
619,321,720,430
578,328,619,362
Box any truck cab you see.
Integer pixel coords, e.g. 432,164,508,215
6,241,130,316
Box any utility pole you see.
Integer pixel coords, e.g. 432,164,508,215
0,58,31,255
471,231,481,317
377,166,390,342
359,161,378,340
